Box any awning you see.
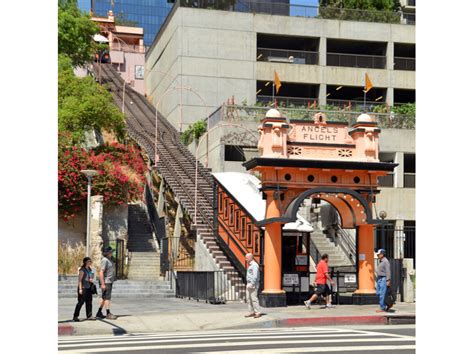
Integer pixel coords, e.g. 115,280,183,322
93,34,109,43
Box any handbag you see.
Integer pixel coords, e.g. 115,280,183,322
90,283,98,295
384,286,395,308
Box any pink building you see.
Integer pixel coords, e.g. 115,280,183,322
91,11,145,95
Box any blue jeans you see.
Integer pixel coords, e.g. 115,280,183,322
376,277,387,310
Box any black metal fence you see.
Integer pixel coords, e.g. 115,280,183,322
375,225,416,268
176,270,246,303
144,182,165,242
114,239,126,279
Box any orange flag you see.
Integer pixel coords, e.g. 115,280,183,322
274,70,282,94
365,73,373,92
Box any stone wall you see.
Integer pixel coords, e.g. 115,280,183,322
103,204,129,245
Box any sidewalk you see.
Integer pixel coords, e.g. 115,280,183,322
58,297,415,336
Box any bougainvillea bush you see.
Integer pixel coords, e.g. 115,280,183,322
58,132,146,221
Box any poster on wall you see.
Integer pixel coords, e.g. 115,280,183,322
135,65,144,80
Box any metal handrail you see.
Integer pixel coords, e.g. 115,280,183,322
335,226,356,265
257,47,319,65
327,52,386,69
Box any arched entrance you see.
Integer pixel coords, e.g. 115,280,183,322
243,110,397,307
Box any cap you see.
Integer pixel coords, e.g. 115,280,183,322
103,246,114,255
376,248,386,255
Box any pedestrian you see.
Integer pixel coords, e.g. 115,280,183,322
375,248,391,312
96,246,117,320
72,257,96,322
304,254,335,309
244,253,262,319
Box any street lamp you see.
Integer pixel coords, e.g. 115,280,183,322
81,169,99,257
379,210,387,251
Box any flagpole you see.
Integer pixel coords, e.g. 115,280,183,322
272,82,275,107
364,90,366,112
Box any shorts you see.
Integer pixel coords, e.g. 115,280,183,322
314,284,330,297
101,283,113,300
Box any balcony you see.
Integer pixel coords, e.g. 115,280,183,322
327,52,386,69
176,0,415,25
257,47,318,65
109,42,147,54
257,95,317,107
394,57,416,71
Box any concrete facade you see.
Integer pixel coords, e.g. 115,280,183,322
146,7,415,131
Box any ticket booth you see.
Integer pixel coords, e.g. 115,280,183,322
282,231,311,305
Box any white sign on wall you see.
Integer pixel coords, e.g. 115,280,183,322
344,274,356,283
283,273,299,286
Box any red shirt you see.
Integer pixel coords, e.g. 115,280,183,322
315,260,329,285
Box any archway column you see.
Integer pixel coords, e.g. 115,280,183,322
261,192,286,307
353,224,378,304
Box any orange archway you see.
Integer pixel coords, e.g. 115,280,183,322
243,110,397,307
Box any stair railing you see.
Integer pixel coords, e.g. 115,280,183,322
335,225,356,265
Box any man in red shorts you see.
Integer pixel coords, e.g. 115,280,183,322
304,254,335,309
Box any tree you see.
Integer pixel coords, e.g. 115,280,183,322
58,0,99,66
58,54,125,143
58,132,147,221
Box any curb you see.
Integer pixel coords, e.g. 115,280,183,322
225,314,415,330
58,324,75,336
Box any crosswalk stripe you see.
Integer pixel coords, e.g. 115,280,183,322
58,333,386,348
58,329,348,343
199,345,417,353
58,337,415,352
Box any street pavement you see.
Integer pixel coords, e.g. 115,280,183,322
58,297,415,336
58,325,416,353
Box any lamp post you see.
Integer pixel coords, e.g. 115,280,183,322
379,210,387,252
81,169,99,257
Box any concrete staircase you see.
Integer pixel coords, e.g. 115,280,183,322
311,229,354,267
127,203,162,281
58,276,174,298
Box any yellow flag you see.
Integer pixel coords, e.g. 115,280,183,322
274,70,282,94
365,73,373,92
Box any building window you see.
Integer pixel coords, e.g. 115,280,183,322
225,145,246,162
229,204,234,225
404,153,415,188
247,224,253,247
224,199,229,219
235,210,240,231
240,217,247,240
254,231,259,254
218,191,223,213
378,152,395,187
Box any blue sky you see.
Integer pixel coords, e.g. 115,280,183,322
290,0,319,17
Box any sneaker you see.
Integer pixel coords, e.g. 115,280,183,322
96,312,106,319
304,300,311,309
73,317,80,322
106,313,118,320
326,304,336,308
86,316,96,321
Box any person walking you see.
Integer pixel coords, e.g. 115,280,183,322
72,257,96,322
375,248,391,312
96,246,117,320
244,253,262,319
304,254,335,309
